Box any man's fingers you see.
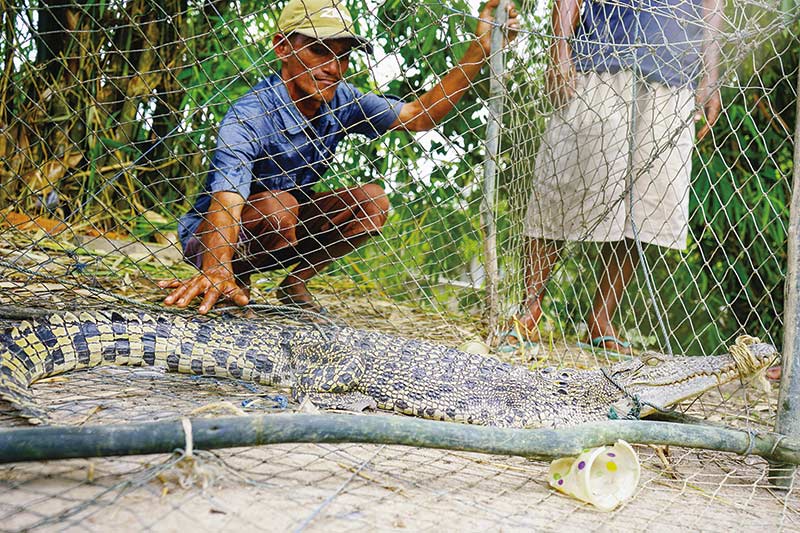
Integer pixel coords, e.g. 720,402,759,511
220,281,250,308
162,269,246,312
198,288,222,315
695,88,721,141
163,283,188,305
158,279,182,289
165,276,201,304
230,287,250,307
163,275,203,305
506,3,520,30
695,107,719,141
174,279,210,308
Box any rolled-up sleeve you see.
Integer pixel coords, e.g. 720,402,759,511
206,109,264,200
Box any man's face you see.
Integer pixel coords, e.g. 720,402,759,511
275,33,354,106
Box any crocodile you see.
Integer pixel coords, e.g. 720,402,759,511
0,310,778,427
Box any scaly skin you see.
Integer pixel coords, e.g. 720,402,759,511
0,311,778,427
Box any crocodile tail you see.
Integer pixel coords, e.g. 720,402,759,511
0,310,161,424
0,317,63,424
0,309,299,424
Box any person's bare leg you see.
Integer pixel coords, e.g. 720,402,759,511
277,184,389,309
503,238,560,345
234,190,301,291
585,239,639,354
522,238,560,334
278,234,372,306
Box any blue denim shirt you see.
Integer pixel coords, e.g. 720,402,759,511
179,74,403,246
572,0,706,88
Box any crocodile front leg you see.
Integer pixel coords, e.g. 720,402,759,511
292,344,376,412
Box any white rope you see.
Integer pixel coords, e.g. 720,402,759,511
181,417,194,458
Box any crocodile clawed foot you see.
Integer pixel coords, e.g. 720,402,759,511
297,391,377,413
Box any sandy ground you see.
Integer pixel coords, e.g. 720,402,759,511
0,360,796,533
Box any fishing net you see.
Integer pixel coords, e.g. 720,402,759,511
0,0,798,529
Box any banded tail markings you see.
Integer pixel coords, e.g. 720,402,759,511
93,311,120,363
0,335,29,390
228,334,255,381
201,348,217,377
142,316,157,365
203,318,244,379
47,313,78,376
78,312,104,366
176,320,200,375
11,321,42,382
123,312,148,367
0,325,49,424
33,321,62,377
108,311,131,366
237,347,258,383
153,314,182,367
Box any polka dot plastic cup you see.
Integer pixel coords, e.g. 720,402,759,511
548,439,640,511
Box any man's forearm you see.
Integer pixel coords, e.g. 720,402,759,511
702,0,723,84
550,0,580,64
398,41,490,132
197,191,245,274
392,0,519,132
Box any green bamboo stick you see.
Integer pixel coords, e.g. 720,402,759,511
0,414,798,465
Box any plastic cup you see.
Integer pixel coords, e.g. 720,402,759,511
548,439,640,511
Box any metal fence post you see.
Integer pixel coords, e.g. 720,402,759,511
481,0,508,342
770,58,800,489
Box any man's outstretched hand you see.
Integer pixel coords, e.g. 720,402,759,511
695,84,721,141
158,265,249,315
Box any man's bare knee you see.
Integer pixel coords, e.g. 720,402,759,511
355,184,390,225
244,191,300,244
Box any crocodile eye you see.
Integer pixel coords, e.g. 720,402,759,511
644,355,664,366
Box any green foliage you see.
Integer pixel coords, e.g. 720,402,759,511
0,1,797,351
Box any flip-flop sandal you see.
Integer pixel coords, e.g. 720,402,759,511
497,330,539,354
576,335,634,360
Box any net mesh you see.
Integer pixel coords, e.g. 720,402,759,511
0,0,798,529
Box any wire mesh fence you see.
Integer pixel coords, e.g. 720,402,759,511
0,0,799,529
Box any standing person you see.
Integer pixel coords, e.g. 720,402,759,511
160,0,519,314
501,0,722,356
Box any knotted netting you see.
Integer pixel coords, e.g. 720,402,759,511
0,0,798,530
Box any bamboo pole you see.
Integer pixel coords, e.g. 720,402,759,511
481,0,507,343
1,415,799,465
769,44,800,489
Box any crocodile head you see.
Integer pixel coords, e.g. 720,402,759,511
604,342,778,418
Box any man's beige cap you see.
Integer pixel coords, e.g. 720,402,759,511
278,0,372,53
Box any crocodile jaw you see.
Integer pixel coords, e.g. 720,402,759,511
607,344,778,418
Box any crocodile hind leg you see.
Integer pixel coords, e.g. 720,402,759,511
292,344,376,412
300,391,377,412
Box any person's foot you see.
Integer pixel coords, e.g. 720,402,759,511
497,313,541,354
276,276,325,313
502,323,540,345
